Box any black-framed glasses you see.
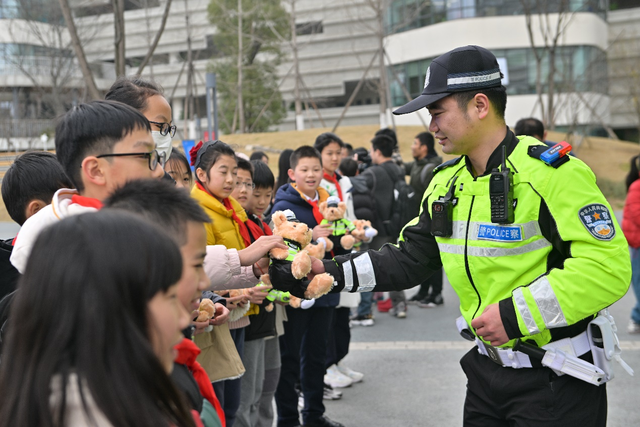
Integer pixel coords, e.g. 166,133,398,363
149,120,177,137
96,149,166,171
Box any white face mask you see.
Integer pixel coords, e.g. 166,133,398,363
152,130,173,160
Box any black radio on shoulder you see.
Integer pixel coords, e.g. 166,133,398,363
431,176,458,237
489,146,514,224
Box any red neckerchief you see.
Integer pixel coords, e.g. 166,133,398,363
246,215,273,242
323,171,343,201
175,338,226,427
306,198,324,226
195,182,250,249
70,194,103,210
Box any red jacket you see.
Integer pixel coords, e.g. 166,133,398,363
623,178,640,248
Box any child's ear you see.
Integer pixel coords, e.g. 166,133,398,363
287,169,296,182
81,156,107,187
24,199,48,221
195,167,208,183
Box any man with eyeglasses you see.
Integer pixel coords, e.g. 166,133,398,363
11,100,166,273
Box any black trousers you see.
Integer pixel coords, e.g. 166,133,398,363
461,348,607,427
275,306,334,427
415,267,443,299
326,307,351,368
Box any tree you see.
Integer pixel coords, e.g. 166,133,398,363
208,0,289,133
520,0,576,130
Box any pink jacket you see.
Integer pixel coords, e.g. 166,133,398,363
204,246,259,290
623,178,640,248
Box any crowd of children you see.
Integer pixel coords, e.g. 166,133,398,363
0,75,434,427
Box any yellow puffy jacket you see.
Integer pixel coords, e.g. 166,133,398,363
191,184,248,250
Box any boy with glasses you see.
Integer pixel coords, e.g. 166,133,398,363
11,100,165,273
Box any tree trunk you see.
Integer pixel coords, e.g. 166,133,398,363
113,0,126,77
376,5,387,128
136,0,173,75
237,0,245,133
290,0,303,130
57,0,101,99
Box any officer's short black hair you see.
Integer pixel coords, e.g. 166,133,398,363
450,86,507,120
514,117,545,141
55,100,151,193
251,160,275,190
371,134,395,158
1,151,73,225
289,146,322,171
314,132,344,153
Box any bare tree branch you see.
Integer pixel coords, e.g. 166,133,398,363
136,0,174,75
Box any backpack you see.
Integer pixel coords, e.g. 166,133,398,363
380,165,420,240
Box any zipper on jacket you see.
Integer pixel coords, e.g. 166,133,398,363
465,194,482,320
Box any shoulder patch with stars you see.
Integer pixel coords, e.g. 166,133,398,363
578,204,615,241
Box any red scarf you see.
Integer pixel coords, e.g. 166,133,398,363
323,172,343,201
306,198,324,226
175,338,226,427
70,194,103,210
246,216,273,242
195,182,251,248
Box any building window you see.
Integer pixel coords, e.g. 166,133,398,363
296,21,323,36
386,0,608,35
389,45,608,106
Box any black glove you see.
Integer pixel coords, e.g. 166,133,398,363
268,259,310,299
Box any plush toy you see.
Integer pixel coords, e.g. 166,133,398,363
304,236,332,259
318,196,356,251
258,274,301,311
268,210,334,299
352,219,378,244
195,298,216,322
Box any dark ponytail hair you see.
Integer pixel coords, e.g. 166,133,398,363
626,155,640,192
105,76,164,113
0,211,195,427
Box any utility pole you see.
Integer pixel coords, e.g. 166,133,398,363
290,0,304,130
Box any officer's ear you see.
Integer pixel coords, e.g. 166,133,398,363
473,93,491,120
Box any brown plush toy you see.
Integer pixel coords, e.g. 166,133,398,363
352,219,378,243
268,210,334,299
195,298,216,322
318,196,356,251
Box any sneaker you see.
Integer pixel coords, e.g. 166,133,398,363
298,391,304,409
324,364,353,388
395,302,407,318
337,364,364,383
407,294,425,305
418,294,444,308
323,384,342,400
628,320,640,334
350,314,375,326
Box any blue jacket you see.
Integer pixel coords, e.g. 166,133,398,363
272,184,339,308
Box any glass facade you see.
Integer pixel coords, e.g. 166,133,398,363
386,0,608,34
0,0,64,24
389,46,608,107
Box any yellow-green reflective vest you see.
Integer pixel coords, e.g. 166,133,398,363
419,136,630,348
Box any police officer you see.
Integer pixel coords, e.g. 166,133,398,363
272,45,631,426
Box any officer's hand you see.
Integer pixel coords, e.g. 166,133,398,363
471,304,508,346
307,256,325,281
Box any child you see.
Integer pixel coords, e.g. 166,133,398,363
104,179,229,427
234,160,280,427
10,100,165,274
105,76,175,161
314,132,355,221
0,211,194,426
167,149,194,192
0,151,73,301
191,140,252,427
314,135,363,391
271,146,344,427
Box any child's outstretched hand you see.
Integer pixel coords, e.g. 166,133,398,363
238,235,286,266
210,302,230,325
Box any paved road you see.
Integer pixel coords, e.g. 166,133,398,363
323,280,640,426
